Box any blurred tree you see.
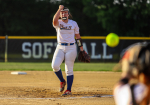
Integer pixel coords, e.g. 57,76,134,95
0,0,57,36
0,0,150,36
82,0,150,36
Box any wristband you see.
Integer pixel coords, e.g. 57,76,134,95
76,38,83,47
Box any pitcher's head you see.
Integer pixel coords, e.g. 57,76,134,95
60,7,72,20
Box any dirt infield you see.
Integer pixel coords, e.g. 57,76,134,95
0,71,121,105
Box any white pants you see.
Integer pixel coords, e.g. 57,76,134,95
51,44,77,76
113,83,148,105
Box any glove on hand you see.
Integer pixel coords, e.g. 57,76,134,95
78,50,90,63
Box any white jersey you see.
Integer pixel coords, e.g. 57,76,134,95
53,19,79,43
114,83,148,105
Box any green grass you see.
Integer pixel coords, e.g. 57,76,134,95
0,62,119,71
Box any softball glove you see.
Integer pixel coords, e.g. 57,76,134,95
78,50,90,63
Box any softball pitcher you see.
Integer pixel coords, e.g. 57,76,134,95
52,5,84,96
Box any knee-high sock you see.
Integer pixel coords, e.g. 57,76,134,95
55,69,64,82
67,75,74,91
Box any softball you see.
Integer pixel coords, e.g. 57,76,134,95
106,33,119,47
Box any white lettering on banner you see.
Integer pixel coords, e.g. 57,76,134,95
43,42,53,58
22,42,113,59
33,42,42,58
83,43,88,54
22,42,31,58
102,43,112,59
91,43,101,59
22,42,53,59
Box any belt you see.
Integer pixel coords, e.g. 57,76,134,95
59,43,74,46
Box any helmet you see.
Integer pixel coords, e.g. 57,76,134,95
120,42,150,77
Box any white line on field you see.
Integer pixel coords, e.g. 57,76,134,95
0,95,113,100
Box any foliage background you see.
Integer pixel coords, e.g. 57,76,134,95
0,0,150,36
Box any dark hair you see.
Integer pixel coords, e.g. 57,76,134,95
68,11,73,19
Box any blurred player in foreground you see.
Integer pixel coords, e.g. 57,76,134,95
113,42,150,105
52,5,88,96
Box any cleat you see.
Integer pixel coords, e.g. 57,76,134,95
61,90,72,96
60,80,66,92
